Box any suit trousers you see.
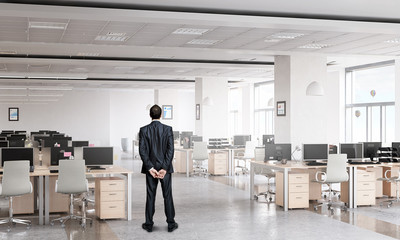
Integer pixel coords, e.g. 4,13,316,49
145,172,176,226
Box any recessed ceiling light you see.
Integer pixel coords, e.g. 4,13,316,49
29,87,72,91
298,43,330,49
68,67,89,73
106,32,126,37
130,70,147,74
95,35,128,41
234,58,257,61
269,32,305,39
0,50,17,54
77,52,101,57
264,39,282,43
151,55,175,59
173,28,210,35
29,22,68,30
29,64,50,68
174,69,188,73
187,39,220,45
384,38,400,44
114,66,135,71
0,75,25,79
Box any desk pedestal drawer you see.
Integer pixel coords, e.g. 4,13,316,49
100,191,125,201
99,201,125,219
357,190,375,206
288,193,309,209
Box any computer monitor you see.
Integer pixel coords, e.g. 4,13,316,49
392,142,400,158
263,135,275,145
340,143,363,159
30,131,42,136
180,131,193,148
51,147,74,166
265,144,291,161
72,141,89,147
83,147,113,169
190,136,203,147
52,133,65,138
303,144,328,161
0,137,6,141
173,131,180,141
14,131,26,134
233,135,251,146
9,134,27,141
39,130,50,133
8,139,25,147
362,142,382,160
329,145,338,154
1,130,14,134
1,147,34,167
0,140,9,148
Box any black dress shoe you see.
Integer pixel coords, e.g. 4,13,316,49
168,223,178,232
142,223,153,232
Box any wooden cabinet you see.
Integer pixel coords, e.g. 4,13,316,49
341,170,375,206
383,166,399,197
208,152,228,175
276,172,309,209
13,176,34,214
173,150,193,173
95,177,125,219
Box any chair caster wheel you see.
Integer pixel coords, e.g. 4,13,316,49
50,222,54,226
314,206,318,211
269,197,273,202
61,224,65,228
7,227,11,232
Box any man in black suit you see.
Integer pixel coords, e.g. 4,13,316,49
139,105,178,233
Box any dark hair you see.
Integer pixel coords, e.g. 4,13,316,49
150,105,162,119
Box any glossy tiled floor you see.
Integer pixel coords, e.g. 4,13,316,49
0,151,399,239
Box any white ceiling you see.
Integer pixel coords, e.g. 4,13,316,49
0,0,399,98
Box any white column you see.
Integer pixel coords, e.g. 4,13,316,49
274,55,329,157
195,77,229,141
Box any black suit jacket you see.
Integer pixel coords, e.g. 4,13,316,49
139,120,175,174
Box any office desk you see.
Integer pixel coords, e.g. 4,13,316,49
175,148,193,177
34,165,133,225
225,147,245,176
249,161,353,211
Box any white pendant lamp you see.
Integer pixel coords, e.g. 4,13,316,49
306,81,324,96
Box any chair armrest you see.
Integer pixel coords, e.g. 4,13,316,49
315,171,326,182
236,151,245,157
384,169,392,180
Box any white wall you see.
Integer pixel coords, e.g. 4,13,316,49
395,60,400,141
326,71,345,145
0,90,111,146
0,88,196,149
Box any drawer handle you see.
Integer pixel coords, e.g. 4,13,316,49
296,197,302,199
363,194,369,197
296,186,302,188
108,183,117,186
109,206,117,208
296,177,302,179
109,193,117,196
362,175,369,177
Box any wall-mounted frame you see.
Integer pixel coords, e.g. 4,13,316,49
276,101,286,116
9,107,19,121
196,104,200,120
162,105,173,120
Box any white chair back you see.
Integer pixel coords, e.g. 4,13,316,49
255,147,265,162
2,161,32,196
325,154,349,183
193,142,208,160
57,159,88,194
244,141,257,159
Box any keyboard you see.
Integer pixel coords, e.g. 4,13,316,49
305,162,327,166
347,161,381,165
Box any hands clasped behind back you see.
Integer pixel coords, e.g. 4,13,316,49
149,168,167,179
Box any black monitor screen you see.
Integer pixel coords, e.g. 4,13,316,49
1,130,14,134
340,143,363,159
1,147,33,166
8,139,25,147
233,135,251,146
72,141,89,147
362,142,382,159
51,147,74,166
263,135,275,145
392,142,400,158
173,131,179,141
180,131,193,148
0,137,6,141
14,131,26,135
265,144,291,161
83,147,113,166
9,134,27,141
0,141,9,148
303,144,328,161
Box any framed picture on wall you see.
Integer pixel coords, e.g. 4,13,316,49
276,101,286,116
9,107,19,121
196,104,200,120
162,105,173,120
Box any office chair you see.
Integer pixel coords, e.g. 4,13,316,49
0,161,32,231
379,169,400,208
51,160,92,228
235,141,257,175
192,142,209,177
253,147,276,202
314,154,349,214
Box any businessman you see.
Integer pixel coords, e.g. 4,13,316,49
139,104,178,233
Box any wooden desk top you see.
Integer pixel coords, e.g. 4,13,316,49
251,160,400,169
0,165,133,176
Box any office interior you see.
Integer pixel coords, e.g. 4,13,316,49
1,0,400,239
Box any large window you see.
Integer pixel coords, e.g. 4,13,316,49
345,61,395,143
254,82,274,140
